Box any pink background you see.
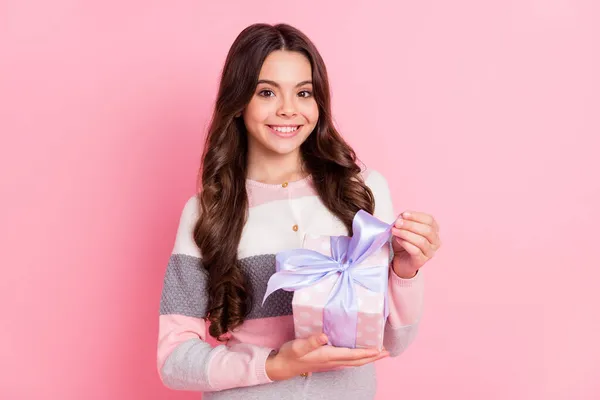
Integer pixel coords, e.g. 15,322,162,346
1,1,598,399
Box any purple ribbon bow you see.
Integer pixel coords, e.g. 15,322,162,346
262,210,394,348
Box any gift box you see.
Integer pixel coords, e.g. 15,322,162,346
263,210,394,350
292,233,390,350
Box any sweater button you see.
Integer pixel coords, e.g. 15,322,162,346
282,182,288,188
300,372,308,377
292,224,299,232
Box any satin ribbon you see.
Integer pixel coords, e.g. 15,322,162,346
262,210,394,348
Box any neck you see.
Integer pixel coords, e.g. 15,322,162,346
246,147,306,184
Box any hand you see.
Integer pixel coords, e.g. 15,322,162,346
265,334,389,381
391,211,441,278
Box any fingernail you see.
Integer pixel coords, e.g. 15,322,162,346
403,211,411,218
319,335,328,344
396,219,403,227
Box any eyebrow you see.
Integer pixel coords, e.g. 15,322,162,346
256,79,313,88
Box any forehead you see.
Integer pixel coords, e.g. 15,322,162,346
258,50,312,83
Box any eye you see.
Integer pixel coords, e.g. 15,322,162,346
258,89,275,97
298,90,313,98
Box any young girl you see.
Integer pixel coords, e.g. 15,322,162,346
157,23,441,400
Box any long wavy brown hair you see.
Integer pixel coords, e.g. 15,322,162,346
194,23,376,341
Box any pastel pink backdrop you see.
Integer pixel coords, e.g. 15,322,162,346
1,1,598,399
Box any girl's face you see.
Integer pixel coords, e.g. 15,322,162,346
242,50,319,159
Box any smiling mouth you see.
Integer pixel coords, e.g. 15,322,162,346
267,125,303,137
267,125,302,133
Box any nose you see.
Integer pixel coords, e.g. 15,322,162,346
277,94,297,117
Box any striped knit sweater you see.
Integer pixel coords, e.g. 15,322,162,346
157,169,424,400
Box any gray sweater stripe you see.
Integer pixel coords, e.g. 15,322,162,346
159,253,294,320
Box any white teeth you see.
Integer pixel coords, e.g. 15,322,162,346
271,126,299,133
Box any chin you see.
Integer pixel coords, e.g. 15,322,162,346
266,143,302,156
262,135,308,155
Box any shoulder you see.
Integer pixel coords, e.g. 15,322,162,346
360,167,396,224
180,193,201,223
361,167,391,193
171,194,202,257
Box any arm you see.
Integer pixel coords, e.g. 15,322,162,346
365,169,425,357
157,196,275,391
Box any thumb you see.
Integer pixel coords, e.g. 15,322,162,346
293,334,328,357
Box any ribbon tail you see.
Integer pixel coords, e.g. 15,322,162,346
323,270,358,348
262,250,340,306
262,269,333,306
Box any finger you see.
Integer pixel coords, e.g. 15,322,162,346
393,219,439,247
321,346,382,361
400,211,439,232
334,351,390,367
392,227,437,257
293,334,328,357
393,236,429,264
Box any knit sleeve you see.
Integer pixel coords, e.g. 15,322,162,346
157,195,275,391
364,169,425,357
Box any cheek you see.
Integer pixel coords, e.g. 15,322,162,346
245,100,272,124
302,101,320,124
